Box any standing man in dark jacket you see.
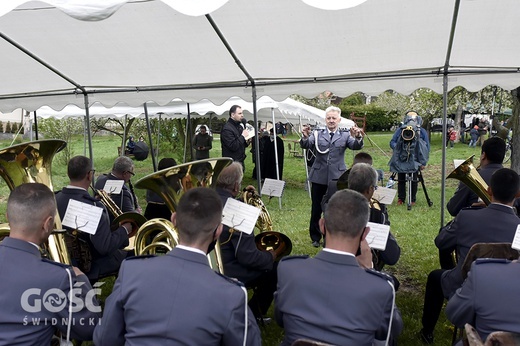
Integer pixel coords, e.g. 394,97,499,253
221,105,250,171
192,125,212,160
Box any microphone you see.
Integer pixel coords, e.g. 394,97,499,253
241,118,247,129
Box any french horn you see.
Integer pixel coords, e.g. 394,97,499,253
0,140,71,264
243,188,292,261
447,155,491,206
133,158,233,273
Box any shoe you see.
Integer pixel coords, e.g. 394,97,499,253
418,329,434,344
312,241,320,248
256,317,272,326
397,199,404,205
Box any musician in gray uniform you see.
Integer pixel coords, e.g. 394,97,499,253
55,156,133,282
348,163,401,272
216,162,277,321
446,259,520,341
0,183,100,345
94,188,261,346
94,155,141,221
300,106,363,247
275,189,403,346
419,168,520,344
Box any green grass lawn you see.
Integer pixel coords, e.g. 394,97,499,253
0,132,497,345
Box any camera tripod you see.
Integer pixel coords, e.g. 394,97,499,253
390,170,433,210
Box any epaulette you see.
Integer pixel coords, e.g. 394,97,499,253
124,254,156,261
280,255,309,263
365,268,393,282
215,272,245,287
460,206,485,212
41,258,71,268
475,258,511,265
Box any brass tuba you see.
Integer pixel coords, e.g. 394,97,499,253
243,188,292,261
133,158,233,273
0,140,71,264
447,155,491,206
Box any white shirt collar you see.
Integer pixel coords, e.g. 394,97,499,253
322,248,355,257
176,244,207,256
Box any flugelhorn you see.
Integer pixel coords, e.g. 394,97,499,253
447,155,491,205
133,158,233,273
0,140,71,264
243,188,292,261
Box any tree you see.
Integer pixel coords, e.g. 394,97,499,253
511,87,520,172
38,118,84,165
5,121,11,134
10,122,17,134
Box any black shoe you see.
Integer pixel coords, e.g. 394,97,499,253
312,241,320,248
418,329,434,344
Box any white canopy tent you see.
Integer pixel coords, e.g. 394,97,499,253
0,0,518,223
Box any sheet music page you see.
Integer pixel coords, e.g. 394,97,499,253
261,178,286,197
372,187,397,205
103,179,124,194
222,198,260,235
512,225,520,251
365,222,390,251
62,199,104,235
453,159,465,168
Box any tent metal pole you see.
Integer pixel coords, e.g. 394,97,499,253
83,93,94,162
33,110,38,140
252,88,262,192
184,103,192,163
156,113,161,161
143,103,157,172
271,107,282,209
122,115,127,157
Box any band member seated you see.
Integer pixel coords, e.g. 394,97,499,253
446,259,520,342
216,162,277,323
95,156,141,220
94,188,261,346
419,168,520,344
143,158,177,220
348,163,401,272
0,183,100,344
55,156,133,282
321,152,374,213
275,189,403,346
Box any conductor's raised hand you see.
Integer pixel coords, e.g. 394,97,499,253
302,125,311,138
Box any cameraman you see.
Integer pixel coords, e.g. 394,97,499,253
389,111,430,205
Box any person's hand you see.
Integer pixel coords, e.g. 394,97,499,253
72,266,85,277
350,125,363,139
356,239,373,269
470,201,486,209
242,129,249,138
302,125,311,138
420,165,426,170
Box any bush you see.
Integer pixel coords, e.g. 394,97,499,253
339,104,399,131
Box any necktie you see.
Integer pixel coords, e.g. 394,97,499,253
329,132,334,140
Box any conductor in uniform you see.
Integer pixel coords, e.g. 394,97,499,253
94,188,261,346
0,183,100,344
275,189,403,346
300,106,363,247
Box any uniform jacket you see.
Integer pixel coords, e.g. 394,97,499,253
0,237,100,345
446,259,520,341
275,251,403,346
217,188,274,284
220,118,247,163
94,173,136,221
300,129,363,185
55,187,129,280
94,247,261,346
435,203,519,298
446,163,503,216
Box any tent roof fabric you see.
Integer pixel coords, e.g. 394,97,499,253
0,0,519,113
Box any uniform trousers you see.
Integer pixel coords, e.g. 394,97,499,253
310,183,328,242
